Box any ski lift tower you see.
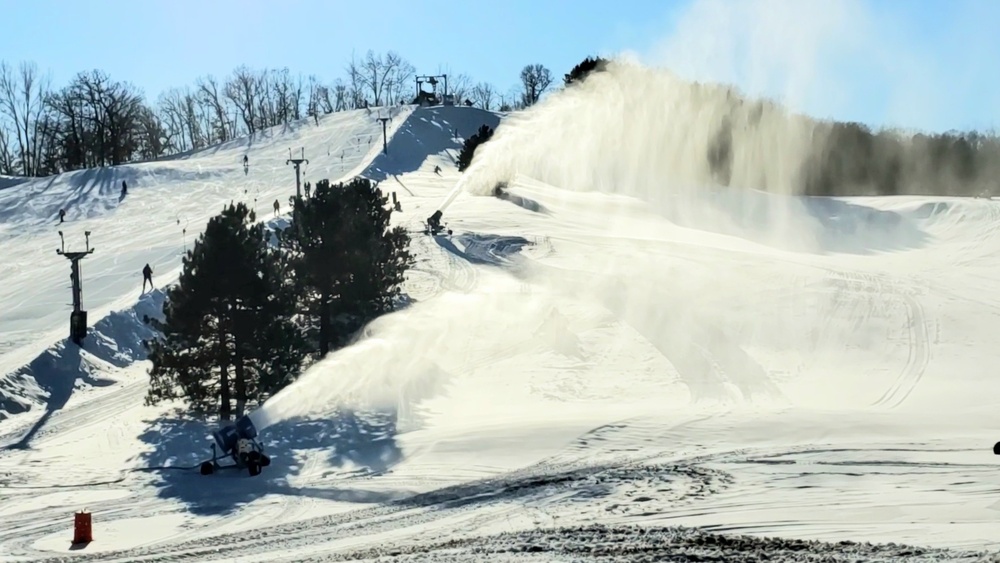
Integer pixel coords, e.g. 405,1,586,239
415,74,448,104
377,111,390,155
286,147,309,201
56,230,95,346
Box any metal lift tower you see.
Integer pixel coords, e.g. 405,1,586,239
57,231,95,346
377,114,390,155
414,74,449,103
286,147,309,200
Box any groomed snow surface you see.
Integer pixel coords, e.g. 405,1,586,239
3,87,1000,562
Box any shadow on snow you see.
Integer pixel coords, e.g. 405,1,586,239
0,290,165,446
363,106,501,182
433,232,532,268
0,342,116,450
653,187,931,256
137,408,404,516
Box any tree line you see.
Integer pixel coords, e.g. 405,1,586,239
0,53,557,178
701,91,1000,197
144,177,412,420
562,55,1000,198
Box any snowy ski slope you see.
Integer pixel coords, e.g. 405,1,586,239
2,90,1000,562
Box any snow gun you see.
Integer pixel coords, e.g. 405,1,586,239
200,415,271,477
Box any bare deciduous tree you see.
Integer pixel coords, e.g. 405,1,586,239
225,65,261,134
0,54,494,177
471,82,496,110
197,75,230,143
0,124,13,173
384,53,415,106
498,85,524,112
447,73,472,105
519,63,552,107
0,61,53,175
345,54,365,109
358,50,415,107
158,87,203,152
46,69,147,169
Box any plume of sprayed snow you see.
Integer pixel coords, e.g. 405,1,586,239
456,57,816,198
651,0,1000,134
423,0,941,410
252,0,1000,426
450,57,831,252
449,0,1000,221
251,275,564,430
646,0,875,126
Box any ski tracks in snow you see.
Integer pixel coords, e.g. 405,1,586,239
871,289,932,409
16,415,732,563
822,269,934,410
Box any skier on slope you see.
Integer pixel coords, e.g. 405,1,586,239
142,263,153,293
121,180,128,197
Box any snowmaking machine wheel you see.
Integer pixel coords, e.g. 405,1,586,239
200,461,215,475
993,441,1000,455
247,462,262,477
260,454,271,467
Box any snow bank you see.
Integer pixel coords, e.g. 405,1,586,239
0,290,164,425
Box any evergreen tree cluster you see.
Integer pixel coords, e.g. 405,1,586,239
456,124,496,172
144,178,413,420
702,106,1000,197
563,56,609,87
799,122,994,197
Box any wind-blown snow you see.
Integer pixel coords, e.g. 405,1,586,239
1,67,999,562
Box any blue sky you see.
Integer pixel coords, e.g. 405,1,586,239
1,0,996,132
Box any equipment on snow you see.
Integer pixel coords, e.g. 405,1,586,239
426,210,451,236
200,415,271,477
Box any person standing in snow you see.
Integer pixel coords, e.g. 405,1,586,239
273,199,280,217
121,180,128,197
58,208,66,223
142,263,153,293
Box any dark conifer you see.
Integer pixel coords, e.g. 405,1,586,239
283,177,413,356
563,56,610,87
145,202,306,419
456,124,495,172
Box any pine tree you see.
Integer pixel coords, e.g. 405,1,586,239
282,177,413,356
457,124,495,172
564,56,609,87
280,179,350,357
145,202,306,419
337,178,413,332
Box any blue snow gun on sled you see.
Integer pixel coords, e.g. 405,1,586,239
200,415,271,477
